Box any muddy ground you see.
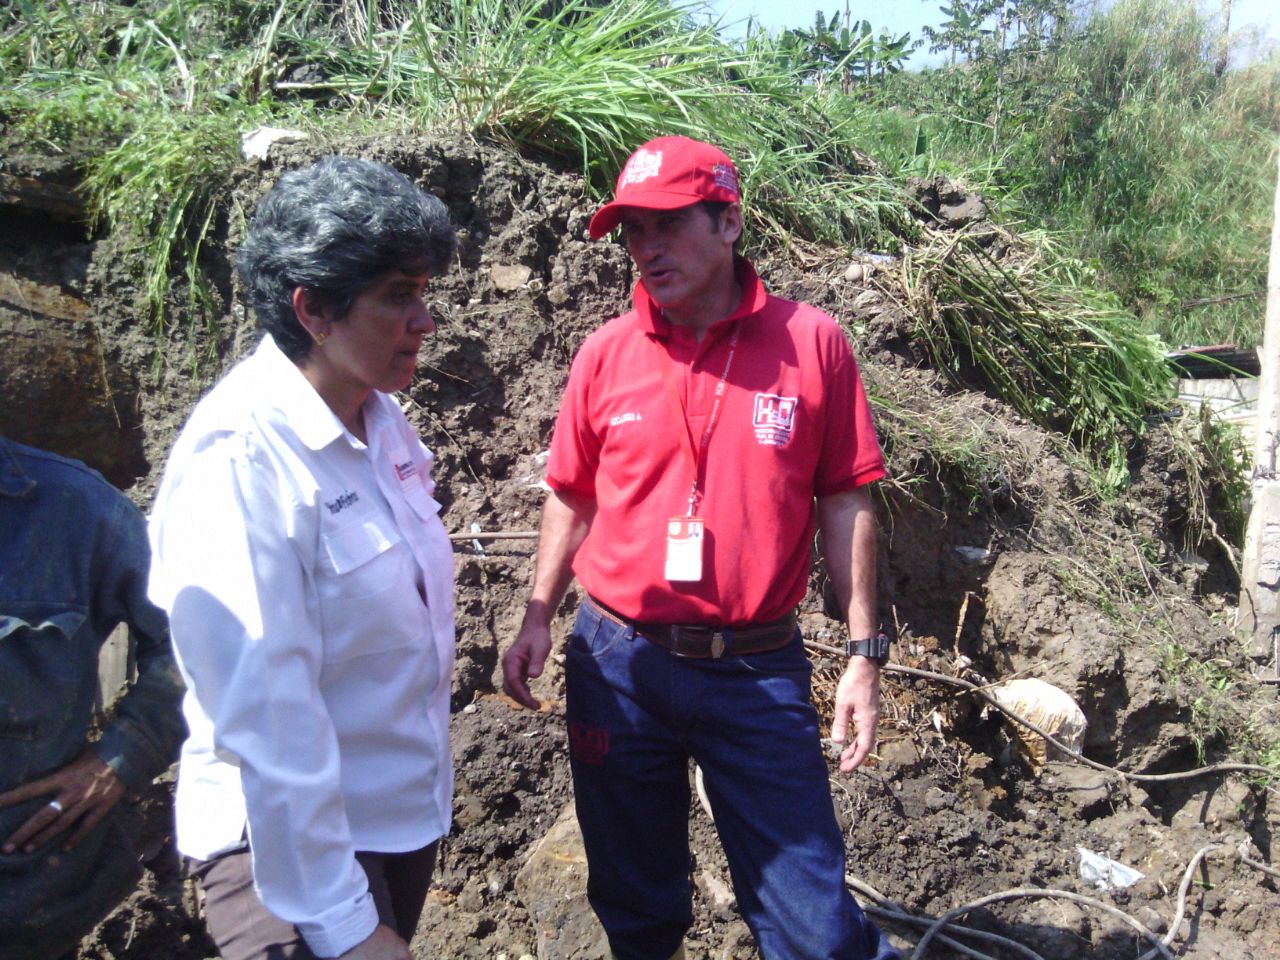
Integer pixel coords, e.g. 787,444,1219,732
3,134,1279,959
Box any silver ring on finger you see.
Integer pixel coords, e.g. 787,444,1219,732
47,799,64,814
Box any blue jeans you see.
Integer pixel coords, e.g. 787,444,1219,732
564,600,899,960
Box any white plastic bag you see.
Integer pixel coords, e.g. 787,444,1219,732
1078,847,1145,891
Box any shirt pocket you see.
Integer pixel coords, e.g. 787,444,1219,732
315,515,427,663
0,606,92,791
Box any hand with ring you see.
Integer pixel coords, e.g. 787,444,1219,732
0,748,127,854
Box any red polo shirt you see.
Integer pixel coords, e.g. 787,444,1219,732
547,258,885,625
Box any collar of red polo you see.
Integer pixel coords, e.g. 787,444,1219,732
634,256,768,339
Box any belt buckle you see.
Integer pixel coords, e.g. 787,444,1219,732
710,631,725,659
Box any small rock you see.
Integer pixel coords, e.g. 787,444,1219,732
1134,905,1168,935
695,867,735,914
924,786,952,811
1041,762,1117,817
491,264,532,291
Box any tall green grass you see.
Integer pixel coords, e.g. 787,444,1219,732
875,0,1279,349
1,0,921,316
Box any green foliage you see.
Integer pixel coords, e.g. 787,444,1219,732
1158,641,1274,767
881,0,1278,349
906,226,1172,490
869,386,1020,513
85,110,248,340
1166,405,1251,558
0,0,287,336
1,0,922,315
276,0,730,163
922,0,994,65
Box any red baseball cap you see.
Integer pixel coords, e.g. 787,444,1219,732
587,136,740,240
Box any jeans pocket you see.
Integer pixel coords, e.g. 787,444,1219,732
736,632,811,678
566,607,623,659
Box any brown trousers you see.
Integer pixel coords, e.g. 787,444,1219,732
191,842,438,960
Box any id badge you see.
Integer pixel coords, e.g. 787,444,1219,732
664,516,704,582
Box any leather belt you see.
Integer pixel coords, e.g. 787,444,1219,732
586,596,797,659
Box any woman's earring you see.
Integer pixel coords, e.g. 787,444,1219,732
314,330,329,346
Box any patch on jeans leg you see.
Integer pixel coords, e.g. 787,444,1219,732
569,721,609,765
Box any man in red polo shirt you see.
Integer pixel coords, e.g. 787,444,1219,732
503,136,899,960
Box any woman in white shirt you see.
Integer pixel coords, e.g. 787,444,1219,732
148,157,457,960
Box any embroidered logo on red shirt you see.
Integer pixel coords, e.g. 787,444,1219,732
569,721,610,765
752,393,797,446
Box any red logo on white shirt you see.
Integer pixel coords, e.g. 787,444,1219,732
753,393,797,446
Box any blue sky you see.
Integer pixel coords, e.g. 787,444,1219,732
700,0,1279,69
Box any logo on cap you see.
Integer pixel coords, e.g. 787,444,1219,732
712,163,738,195
621,149,663,187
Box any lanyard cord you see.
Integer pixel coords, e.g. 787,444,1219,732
657,323,741,516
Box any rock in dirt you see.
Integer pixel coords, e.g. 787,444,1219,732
491,263,534,292
513,803,609,960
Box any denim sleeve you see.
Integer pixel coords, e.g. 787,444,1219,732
91,491,186,793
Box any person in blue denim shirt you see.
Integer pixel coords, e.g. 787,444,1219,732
0,436,185,960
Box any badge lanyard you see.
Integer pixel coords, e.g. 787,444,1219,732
658,323,739,582
658,323,741,517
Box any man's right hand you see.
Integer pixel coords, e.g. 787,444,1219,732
502,489,595,710
0,748,127,854
502,614,553,710
336,924,410,960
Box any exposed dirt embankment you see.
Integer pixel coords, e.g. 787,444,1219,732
2,135,1277,959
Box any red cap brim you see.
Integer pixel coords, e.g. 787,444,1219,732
587,191,711,240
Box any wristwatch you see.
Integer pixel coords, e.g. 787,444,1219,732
845,632,891,665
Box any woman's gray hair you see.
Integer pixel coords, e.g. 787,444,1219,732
237,156,456,361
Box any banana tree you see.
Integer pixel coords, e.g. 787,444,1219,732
779,9,873,94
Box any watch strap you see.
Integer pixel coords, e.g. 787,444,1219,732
845,632,890,664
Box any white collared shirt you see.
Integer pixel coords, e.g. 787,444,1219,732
148,336,455,957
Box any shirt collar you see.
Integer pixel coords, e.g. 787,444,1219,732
0,437,37,499
633,256,769,339
254,335,355,452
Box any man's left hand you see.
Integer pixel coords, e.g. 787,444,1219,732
829,657,881,773
0,748,127,854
